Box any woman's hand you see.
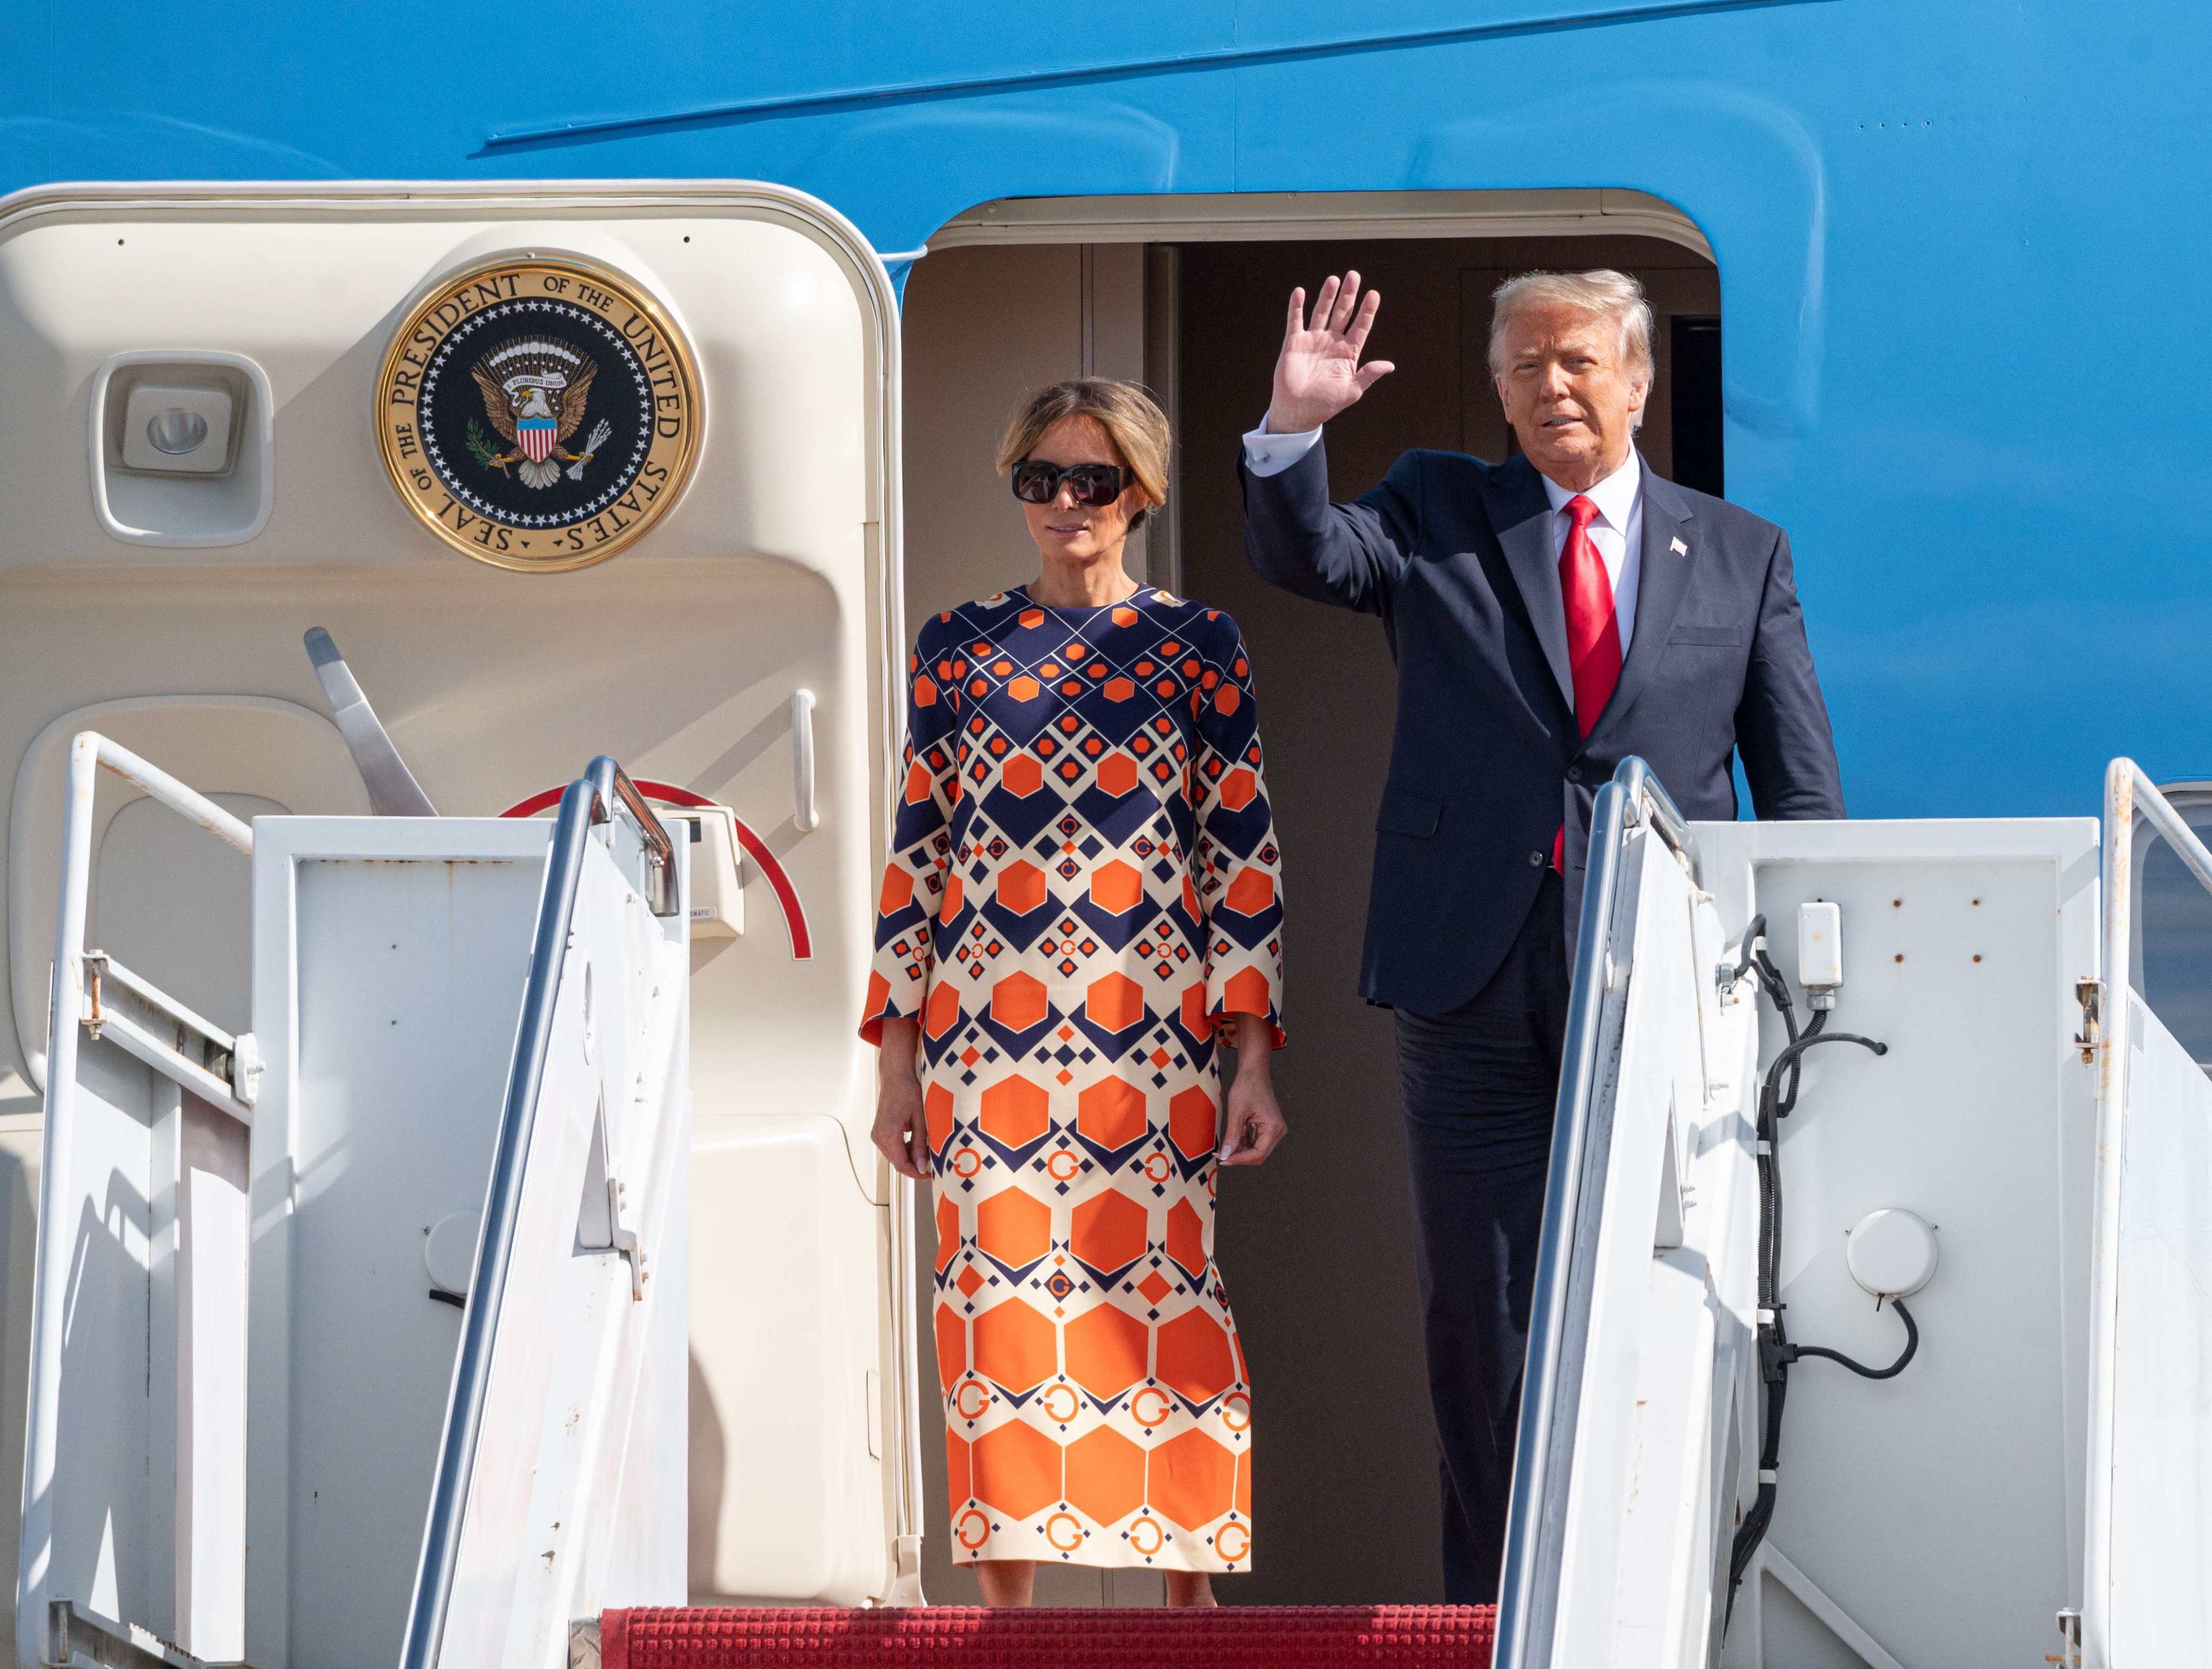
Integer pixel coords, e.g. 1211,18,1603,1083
871,1017,932,1181
1216,1013,1288,1167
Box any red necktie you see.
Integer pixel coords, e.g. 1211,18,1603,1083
1552,494,1623,871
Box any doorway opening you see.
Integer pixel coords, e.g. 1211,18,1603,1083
898,192,1722,1609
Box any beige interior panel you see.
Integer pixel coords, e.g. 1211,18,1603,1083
687,1120,887,1603
899,242,1155,636
899,244,1084,625
8,697,364,1087
0,183,911,1618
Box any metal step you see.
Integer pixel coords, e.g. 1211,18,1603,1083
43,1601,257,1669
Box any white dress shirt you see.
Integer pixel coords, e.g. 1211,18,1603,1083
1241,419,1646,659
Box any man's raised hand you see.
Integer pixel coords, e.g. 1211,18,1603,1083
1265,271,1395,435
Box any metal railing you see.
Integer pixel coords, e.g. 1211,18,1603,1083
1492,756,1700,1669
2081,758,2212,1668
1612,755,1700,889
585,755,679,917
21,733,259,1657
37,726,256,1128
39,732,279,1122
398,756,668,1669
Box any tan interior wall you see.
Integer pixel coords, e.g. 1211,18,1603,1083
901,245,1080,628
899,232,1715,1606
899,244,1151,637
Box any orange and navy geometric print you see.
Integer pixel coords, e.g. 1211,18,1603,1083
861,584,1285,1572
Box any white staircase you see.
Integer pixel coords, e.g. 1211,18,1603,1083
1495,759,2211,1668
17,727,2210,1668
16,743,690,1669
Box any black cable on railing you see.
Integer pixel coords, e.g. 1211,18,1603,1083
1725,963,1910,1629
1729,913,1769,990
1792,1297,1919,1380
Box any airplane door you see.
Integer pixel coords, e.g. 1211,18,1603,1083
0,180,917,1638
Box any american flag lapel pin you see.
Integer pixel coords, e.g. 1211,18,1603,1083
1670,536,1689,555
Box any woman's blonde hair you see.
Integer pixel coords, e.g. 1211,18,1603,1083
996,379,1171,523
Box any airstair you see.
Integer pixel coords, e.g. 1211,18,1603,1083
17,716,2208,1667
18,719,692,1669
1484,757,2209,1669
585,756,2197,1669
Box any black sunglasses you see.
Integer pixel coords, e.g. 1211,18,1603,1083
1011,459,1129,508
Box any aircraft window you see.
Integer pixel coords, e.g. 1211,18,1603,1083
2139,814,2212,1066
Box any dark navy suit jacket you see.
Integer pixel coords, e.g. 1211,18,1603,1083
1241,441,1844,1015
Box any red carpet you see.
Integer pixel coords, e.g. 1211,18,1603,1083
601,1607,1495,1667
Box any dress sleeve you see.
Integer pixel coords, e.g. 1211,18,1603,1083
860,619,960,1046
1189,611,1287,1048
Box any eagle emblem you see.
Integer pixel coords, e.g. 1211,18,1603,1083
466,337,613,489
377,253,702,570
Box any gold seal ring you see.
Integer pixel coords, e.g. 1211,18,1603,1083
374,253,701,572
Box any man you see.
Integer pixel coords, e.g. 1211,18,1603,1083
1239,268,1843,1602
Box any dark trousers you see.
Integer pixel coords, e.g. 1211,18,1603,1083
1394,872,1571,1605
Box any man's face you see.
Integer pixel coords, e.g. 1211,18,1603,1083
1493,302,1649,488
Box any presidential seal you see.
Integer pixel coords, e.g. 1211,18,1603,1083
376,253,701,571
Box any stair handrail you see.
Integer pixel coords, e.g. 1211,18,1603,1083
398,758,649,1669
2081,758,2212,1669
1612,755,1699,887
18,731,256,1668
1492,756,1699,1669
585,755,680,918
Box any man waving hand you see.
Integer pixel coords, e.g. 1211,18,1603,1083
1240,268,1843,1601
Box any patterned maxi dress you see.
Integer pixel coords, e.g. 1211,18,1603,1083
862,584,1286,1573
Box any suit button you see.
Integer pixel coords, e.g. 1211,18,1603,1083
1566,764,1583,783
1529,851,1546,867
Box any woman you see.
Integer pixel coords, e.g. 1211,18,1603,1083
863,380,1287,1606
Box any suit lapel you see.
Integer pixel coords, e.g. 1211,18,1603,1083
1487,456,1575,709
1598,461,1697,733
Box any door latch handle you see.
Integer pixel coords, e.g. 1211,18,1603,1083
790,688,819,832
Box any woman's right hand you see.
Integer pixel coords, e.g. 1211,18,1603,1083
871,1016,932,1180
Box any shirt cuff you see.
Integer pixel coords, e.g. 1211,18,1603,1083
1241,415,1323,478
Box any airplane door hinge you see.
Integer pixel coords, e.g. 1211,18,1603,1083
2074,978,2103,1065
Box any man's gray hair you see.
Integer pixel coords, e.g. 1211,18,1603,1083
1487,268,1656,383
